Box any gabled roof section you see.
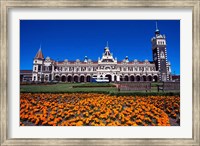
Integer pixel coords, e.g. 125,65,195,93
35,48,44,59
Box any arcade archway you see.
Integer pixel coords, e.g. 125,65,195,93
55,75,60,81
74,76,79,82
130,76,134,82
61,76,66,82
136,75,140,81
67,76,72,82
86,76,91,82
143,75,147,81
80,76,85,82
105,74,112,82
124,75,129,81
148,76,152,81
153,76,158,82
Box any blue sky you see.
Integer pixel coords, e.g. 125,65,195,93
20,20,180,74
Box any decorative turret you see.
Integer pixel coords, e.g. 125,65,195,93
125,56,129,62
84,56,88,62
103,41,112,56
99,42,117,63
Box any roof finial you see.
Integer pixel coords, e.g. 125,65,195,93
39,44,42,50
106,41,109,48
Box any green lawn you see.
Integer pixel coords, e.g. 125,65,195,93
20,82,180,96
20,83,117,93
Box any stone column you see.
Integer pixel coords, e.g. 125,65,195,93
51,73,54,80
117,75,120,82
111,74,114,82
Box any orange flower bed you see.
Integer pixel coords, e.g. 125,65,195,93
20,93,180,126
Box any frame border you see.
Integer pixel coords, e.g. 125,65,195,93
0,0,199,145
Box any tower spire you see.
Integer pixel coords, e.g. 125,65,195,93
155,21,160,35
156,21,158,30
106,41,109,48
35,46,44,59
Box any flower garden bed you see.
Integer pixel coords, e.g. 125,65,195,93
20,93,180,126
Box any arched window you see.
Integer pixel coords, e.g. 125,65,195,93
160,51,165,59
105,66,110,70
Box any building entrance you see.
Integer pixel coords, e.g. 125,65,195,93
105,74,112,82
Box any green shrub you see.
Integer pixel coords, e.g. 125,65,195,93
109,92,180,97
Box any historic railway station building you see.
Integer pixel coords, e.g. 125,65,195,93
31,26,172,82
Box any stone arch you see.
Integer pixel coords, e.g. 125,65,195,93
86,75,91,82
130,75,134,82
67,76,72,82
61,75,66,82
74,75,79,82
148,75,152,81
55,75,60,81
136,75,140,82
80,75,85,82
153,75,158,82
143,75,147,81
104,66,111,70
124,75,129,81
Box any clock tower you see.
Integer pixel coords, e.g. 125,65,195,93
151,22,170,81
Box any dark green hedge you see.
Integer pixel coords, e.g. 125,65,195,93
21,90,180,96
21,90,110,94
72,85,115,88
109,92,180,96
72,83,115,88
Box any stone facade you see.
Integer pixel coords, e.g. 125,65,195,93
32,27,172,82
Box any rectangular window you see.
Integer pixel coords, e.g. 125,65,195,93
38,65,41,71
